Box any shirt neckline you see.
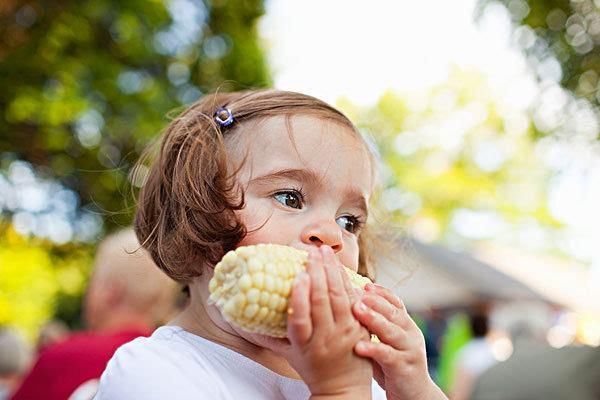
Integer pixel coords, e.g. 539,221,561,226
154,325,306,387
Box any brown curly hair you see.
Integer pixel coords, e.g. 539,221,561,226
133,89,377,283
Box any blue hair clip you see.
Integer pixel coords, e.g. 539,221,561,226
214,107,234,127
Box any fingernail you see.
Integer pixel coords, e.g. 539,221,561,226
357,301,367,313
356,341,369,352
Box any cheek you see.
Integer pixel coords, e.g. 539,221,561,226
235,206,292,248
236,224,290,247
235,196,271,231
340,238,360,271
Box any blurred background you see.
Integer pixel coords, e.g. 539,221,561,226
1,0,599,397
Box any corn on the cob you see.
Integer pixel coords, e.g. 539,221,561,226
208,244,372,337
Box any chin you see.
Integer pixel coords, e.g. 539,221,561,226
233,325,291,353
232,324,268,343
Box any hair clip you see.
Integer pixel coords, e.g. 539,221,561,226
214,107,234,127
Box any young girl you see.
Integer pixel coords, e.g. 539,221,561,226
94,90,447,400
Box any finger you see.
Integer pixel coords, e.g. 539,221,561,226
287,271,312,344
340,264,362,305
354,340,400,370
321,246,352,323
365,283,403,309
353,300,406,347
306,247,334,333
360,292,409,328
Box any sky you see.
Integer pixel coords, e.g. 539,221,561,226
259,0,600,270
260,0,534,105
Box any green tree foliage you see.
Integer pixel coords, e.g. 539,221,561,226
478,0,600,112
0,0,269,338
0,224,93,339
0,0,270,230
341,68,561,250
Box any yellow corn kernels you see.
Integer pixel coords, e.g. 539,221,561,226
208,244,372,337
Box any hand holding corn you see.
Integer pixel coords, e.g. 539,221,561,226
208,243,446,400
352,284,448,400
208,243,372,337
209,244,374,399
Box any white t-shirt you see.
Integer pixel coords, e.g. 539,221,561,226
455,338,497,376
94,326,387,400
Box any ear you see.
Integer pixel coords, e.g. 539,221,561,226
83,280,101,329
103,280,126,308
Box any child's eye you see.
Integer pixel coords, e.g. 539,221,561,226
273,190,304,209
336,215,364,234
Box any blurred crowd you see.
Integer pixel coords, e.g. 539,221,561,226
420,302,600,400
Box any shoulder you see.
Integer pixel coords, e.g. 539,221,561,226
40,329,148,360
457,339,491,359
457,339,496,373
95,326,228,400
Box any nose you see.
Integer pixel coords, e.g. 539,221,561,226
301,219,343,253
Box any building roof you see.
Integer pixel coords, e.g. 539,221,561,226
376,239,552,311
473,243,600,315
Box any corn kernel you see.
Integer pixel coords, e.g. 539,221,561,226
244,304,259,319
259,291,270,307
238,275,252,291
252,272,264,290
256,306,269,322
264,275,275,292
246,288,260,304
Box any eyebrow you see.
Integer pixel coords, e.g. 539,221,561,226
249,168,322,187
249,168,369,217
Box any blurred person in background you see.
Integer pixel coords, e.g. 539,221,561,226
424,308,447,381
449,309,496,400
36,320,70,352
470,339,600,399
0,328,32,400
11,229,179,400
468,302,600,400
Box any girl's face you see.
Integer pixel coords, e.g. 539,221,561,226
230,115,373,272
